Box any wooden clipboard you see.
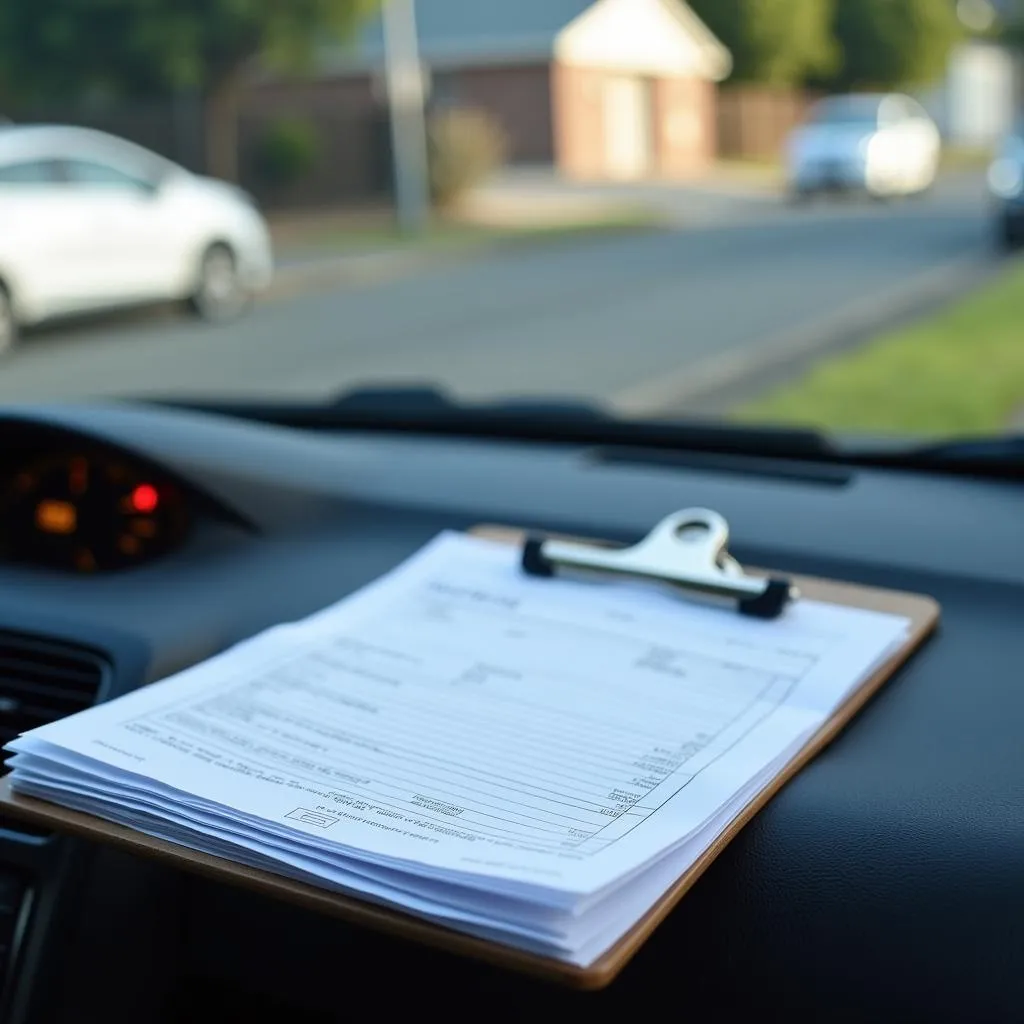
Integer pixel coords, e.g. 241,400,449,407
0,523,940,991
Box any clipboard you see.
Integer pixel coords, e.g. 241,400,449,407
0,513,940,991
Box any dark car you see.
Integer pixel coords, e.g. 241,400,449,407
988,120,1024,248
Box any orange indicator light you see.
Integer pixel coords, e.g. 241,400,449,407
35,500,77,535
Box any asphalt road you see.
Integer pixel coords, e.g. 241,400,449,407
0,174,998,412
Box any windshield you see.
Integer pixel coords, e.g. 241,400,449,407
809,97,883,128
0,0,1017,442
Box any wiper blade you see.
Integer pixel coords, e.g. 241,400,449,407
881,433,1024,477
148,385,837,461
908,434,1024,461
326,385,611,421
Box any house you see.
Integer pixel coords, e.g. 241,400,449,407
917,39,1021,145
909,1,1020,146
295,0,732,184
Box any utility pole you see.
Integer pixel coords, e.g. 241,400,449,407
382,0,431,234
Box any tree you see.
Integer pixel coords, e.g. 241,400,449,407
830,0,963,90
993,0,1024,47
0,0,379,180
687,0,839,87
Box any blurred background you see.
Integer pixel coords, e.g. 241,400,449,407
0,0,1023,438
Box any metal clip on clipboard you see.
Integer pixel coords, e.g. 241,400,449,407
521,508,799,620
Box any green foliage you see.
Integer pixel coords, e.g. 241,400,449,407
831,0,963,90
0,0,378,102
688,0,961,91
989,0,1024,46
688,0,839,86
255,116,321,187
426,108,508,209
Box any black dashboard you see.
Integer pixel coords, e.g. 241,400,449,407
0,401,1022,1024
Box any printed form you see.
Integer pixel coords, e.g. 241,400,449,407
5,532,911,962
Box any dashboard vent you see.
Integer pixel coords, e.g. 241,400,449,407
0,871,29,1008
0,632,108,773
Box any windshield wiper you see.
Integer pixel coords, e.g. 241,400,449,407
869,434,1024,479
150,385,838,462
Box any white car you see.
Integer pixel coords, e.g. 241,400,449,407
786,93,942,201
0,124,274,352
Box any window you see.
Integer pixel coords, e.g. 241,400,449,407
904,98,931,122
811,97,881,129
63,159,152,192
884,96,927,126
0,160,62,184
430,71,463,110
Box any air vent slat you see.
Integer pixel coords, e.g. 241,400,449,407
0,678,93,715
0,638,104,672
0,653,101,693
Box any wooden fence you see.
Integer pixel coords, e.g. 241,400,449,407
717,87,817,162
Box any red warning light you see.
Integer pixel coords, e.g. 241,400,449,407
130,484,160,514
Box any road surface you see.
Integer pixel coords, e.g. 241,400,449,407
0,175,997,412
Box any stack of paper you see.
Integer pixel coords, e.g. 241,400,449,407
4,533,910,966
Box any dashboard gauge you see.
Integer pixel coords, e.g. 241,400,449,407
0,452,189,572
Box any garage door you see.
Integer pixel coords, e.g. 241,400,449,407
603,75,653,180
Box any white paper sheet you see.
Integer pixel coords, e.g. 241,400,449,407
4,531,911,964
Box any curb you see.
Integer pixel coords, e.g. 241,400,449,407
610,254,1001,418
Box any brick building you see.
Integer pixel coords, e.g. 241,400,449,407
263,0,732,189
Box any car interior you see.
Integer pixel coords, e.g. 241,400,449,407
1,394,1021,1023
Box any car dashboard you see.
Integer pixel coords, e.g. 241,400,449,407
0,401,1022,1024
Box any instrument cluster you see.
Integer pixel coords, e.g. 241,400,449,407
0,448,190,573
0,419,224,574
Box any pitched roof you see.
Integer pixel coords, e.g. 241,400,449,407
557,0,731,80
326,0,596,69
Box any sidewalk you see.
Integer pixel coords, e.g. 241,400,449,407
269,247,438,301
264,195,667,301
462,163,784,230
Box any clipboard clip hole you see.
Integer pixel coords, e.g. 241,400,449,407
675,523,710,544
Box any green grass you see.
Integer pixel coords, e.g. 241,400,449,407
716,156,784,172
735,261,1024,437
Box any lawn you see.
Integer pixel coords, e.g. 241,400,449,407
735,260,1024,436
